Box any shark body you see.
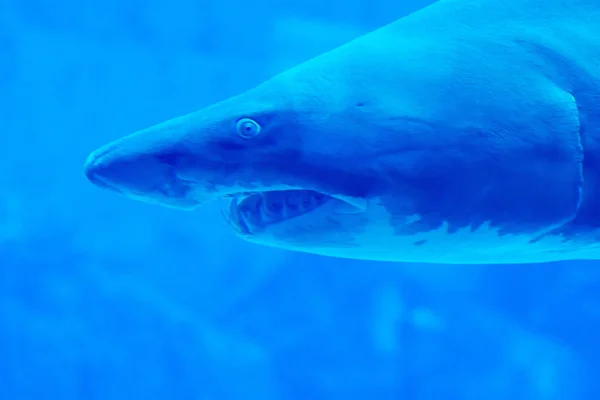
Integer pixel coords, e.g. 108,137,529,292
84,0,600,264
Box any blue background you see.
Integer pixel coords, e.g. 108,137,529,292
1,0,599,398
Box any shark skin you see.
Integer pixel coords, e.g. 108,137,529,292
83,0,600,264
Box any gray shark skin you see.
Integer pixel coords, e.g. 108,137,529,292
84,0,600,264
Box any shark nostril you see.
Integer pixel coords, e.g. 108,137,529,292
155,152,186,167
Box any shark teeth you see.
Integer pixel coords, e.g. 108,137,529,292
225,190,329,234
220,190,369,235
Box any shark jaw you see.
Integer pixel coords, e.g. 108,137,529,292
218,189,367,236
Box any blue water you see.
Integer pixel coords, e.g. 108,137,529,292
2,0,600,398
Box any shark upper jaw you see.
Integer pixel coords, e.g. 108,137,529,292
83,133,369,227
218,189,367,236
84,141,368,221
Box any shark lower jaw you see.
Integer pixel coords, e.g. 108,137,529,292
219,189,366,235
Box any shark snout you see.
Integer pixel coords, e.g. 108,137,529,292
84,147,124,192
83,139,200,209
83,141,153,194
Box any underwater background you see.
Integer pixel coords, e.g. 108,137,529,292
1,0,600,398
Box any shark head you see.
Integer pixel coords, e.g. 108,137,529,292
84,56,385,255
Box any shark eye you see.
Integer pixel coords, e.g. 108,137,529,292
236,118,261,139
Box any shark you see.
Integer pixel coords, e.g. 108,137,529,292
83,0,600,264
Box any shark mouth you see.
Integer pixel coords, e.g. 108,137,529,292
219,189,365,235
